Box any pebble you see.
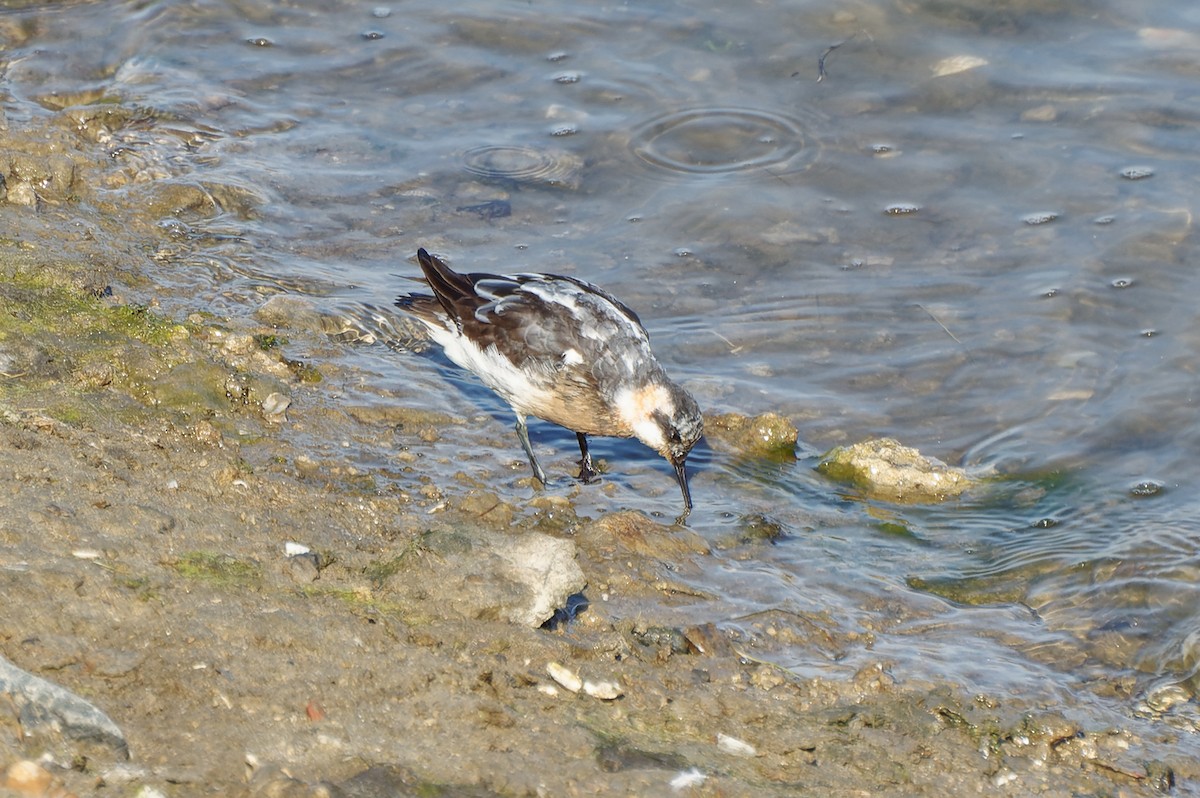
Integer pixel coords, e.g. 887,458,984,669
261,392,291,422
1021,104,1057,122
284,553,320,584
1119,165,1154,180
4,761,53,793
1022,211,1059,225
931,55,988,77
582,679,623,700
716,732,757,757
546,662,582,693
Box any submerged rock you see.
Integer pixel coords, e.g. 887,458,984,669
817,438,974,502
702,411,798,456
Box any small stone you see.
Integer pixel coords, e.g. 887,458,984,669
221,332,257,356
8,181,37,206
716,732,757,757
1020,104,1057,122
3,761,55,793
254,295,327,334
546,662,582,693
1119,165,1154,180
582,679,623,700
284,553,320,584
261,392,291,422
931,55,988,77
1022,211,1059,225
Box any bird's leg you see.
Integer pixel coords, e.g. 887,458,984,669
576,432,598,483
514,413,547,485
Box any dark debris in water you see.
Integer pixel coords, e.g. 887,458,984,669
456,199,512,219
542,591,589,630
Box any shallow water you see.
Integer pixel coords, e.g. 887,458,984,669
7,0,1200,745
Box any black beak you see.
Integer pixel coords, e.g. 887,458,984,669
673,458,693,513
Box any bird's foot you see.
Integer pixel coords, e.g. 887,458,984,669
576,458,600,484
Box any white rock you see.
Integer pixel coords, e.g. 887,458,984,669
582,679,623,700
931,55,987,77
546,661,582,693
716,732,757,757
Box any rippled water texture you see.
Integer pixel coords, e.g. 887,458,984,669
5,0,1200,746
630,107,815,174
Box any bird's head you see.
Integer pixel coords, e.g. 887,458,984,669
625,381,703,512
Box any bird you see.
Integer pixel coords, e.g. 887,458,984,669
395,247,703,514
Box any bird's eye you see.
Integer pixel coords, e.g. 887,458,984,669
668,428,682,444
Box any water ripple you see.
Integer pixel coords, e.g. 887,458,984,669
630,107,814,175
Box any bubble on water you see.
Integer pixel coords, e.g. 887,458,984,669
361,30,385,40
1040,287,1060,298
372,6,391,17
546,51,570,62
1119,165,1154,180
1022,211,1058,225
1109,277,1134,289
548,124,578,137
1140,329,1158,337
554,72,582,84
1093,215,1116,225
1129,481,1164,498
884,202,920,215
247,37,274,47
673,247,693,257
630,107,810,175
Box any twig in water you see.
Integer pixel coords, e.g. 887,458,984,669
816,38,849,82
708,329,743,354
916,304,962,345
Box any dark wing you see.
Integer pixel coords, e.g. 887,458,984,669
397,248,657,377
393,248,477,332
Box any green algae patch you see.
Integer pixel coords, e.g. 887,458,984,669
0,252,197,423
172,551,262,588
300,584,416,622
0,261,184,349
